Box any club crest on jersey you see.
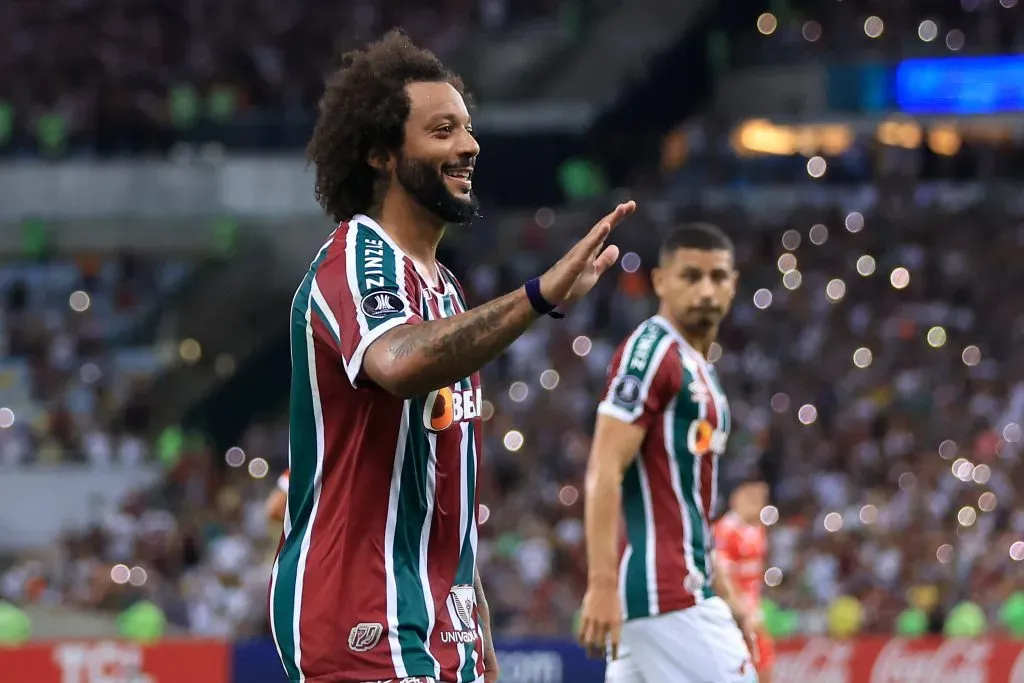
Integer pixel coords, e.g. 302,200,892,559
687,419,727,456
360,289,405,319
423,386,483,432
448,584,476,628
348,622,383,652
687,378,711,405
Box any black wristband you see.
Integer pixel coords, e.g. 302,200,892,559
525,277,565,319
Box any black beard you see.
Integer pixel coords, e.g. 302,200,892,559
396,154,479,224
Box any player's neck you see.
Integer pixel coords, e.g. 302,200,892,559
658,309,717,359
372,192,445,266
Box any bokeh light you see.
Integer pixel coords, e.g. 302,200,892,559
809,224,828,245
504,430,524,452
777,253,797,273
962,345,981,366
225,447,246,467
248,458,269,479
845,212,865,233
852,347,873,368
757,12,778,34
69,291,91,312
859,504,878,524
508,381,529,402
856,255,876,276
753,288,773,309
807,156,827,178
770,393,790,413
937,544,954,563
918,19,938,41
826,278,846,303
863,16,884,38
572,336,592,357
927,326,947,348
889,267,910,290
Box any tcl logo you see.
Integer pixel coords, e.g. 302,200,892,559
52,642,152,683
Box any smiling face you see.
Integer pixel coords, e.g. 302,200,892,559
394,80,480,224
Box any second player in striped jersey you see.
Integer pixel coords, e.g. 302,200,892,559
269,30,637,683
579,223,759,683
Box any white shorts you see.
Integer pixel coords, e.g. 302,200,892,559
605,597,758,683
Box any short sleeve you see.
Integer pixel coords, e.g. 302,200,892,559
307,220,424,386
597,323,680,430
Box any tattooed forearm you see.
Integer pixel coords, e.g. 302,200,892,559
367,287,538,397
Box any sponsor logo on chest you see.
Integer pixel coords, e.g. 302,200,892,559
440,585,480,644
423,386,483,432
685,374,728,456
687,419,728,456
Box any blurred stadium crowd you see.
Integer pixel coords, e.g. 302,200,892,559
3,0,1024,653
3,193,1024,640
0,0,568,155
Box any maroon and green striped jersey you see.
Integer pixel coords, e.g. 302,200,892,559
270,214,485,683
597,315,732,621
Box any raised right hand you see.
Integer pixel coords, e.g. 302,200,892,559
538,201,636,307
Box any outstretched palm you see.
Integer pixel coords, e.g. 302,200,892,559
540,202,635,308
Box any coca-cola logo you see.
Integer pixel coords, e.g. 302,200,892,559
52,641,153,683
774,638,855,683
870,639,991,683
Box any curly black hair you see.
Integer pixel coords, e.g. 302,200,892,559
307,30,468,222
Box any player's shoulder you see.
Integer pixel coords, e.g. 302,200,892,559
315,216,415,294
330,216,403,263
613,317,680,373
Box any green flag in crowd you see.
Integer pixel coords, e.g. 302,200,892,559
0,101,13,146
944,601,986,637
21,219,51,259
36,112,67,156
557,157,607,202
0,601,31,645
895,607,929,636
999,592,1024,637
170,84,201,129
212,217,239,257
118,601,166,643
207,86,238,122
156,425,185,470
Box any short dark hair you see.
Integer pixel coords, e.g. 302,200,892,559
660,222,734,261
306,30,469,222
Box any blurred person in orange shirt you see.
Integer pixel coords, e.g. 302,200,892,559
714,477,772,683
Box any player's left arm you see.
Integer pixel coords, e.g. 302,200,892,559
712,554,760,666
474,567,499,682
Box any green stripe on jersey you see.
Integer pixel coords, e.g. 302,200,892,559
394,399,436,675
438,286,480,682
621,464,650,619
673,366,710,594
456,421,479,683
607,322,670,415
353,221,407,330
272,244,331,681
